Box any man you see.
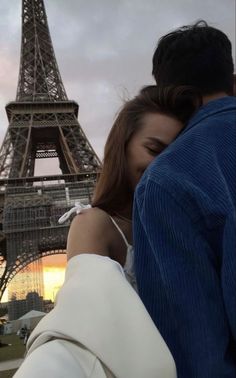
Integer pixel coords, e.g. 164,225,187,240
134,21,236,377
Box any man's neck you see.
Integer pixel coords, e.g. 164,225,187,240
202,92,228,105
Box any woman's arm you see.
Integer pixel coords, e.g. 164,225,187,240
66,208,112,261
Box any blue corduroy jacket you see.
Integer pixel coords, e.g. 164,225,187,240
134,96,236,378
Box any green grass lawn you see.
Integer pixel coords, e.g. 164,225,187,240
0,333,26,362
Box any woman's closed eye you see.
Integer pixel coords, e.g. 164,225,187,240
145,144,166,156
144,137,169,156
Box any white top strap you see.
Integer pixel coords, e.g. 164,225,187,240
109,217,130,248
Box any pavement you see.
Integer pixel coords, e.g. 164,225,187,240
0,358,24,371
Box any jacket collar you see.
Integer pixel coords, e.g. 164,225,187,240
183,96,236,134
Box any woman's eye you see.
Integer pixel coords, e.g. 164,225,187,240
147,148,158,155
146,146,165,156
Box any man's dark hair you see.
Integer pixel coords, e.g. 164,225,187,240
152,20,234,95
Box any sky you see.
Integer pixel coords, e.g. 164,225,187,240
0,0,235,160
0,0,235,302
42,255,67,301
2,255,67,303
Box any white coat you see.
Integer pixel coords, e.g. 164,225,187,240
14,255,177,378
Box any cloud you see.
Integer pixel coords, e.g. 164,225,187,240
0,0,235,162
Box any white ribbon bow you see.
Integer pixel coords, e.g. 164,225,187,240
58,202,91,224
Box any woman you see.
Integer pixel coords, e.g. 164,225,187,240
14,86,200,378
66,84,199,288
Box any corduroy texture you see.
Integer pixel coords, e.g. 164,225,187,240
134,96,236,378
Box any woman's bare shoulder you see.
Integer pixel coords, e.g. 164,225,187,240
70,207,111,230
66,207,113,260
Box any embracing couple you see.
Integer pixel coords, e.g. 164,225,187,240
15,20,236,378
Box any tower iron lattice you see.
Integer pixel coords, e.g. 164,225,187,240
0,0,101,301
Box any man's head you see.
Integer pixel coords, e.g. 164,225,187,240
152,20,234,95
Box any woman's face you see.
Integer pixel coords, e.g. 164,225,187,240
126,112,183,189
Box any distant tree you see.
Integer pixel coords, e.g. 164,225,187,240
0,307,8,317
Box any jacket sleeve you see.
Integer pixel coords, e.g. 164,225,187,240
14,254,177,378
14,339,88,378
134,179,235,377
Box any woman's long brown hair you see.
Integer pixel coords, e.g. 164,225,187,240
92,85,201,215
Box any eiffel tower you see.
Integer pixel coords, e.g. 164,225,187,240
0,0,101,301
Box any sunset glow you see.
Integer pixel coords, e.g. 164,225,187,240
1,255,67,303
42,255,67,301
43,266,66,301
